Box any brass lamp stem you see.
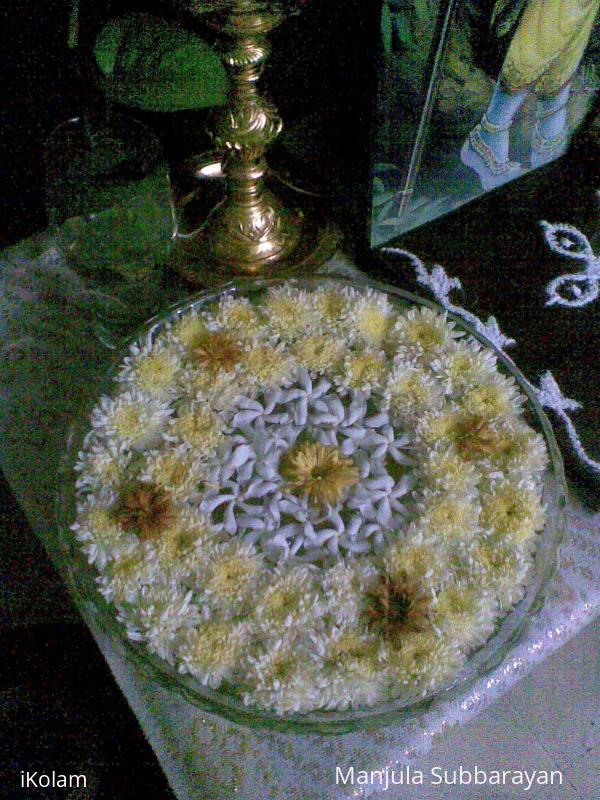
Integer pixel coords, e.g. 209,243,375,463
173,0,340,285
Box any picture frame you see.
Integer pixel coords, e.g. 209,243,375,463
371,0,599,247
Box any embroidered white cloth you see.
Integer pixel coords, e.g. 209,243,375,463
0,236,597,800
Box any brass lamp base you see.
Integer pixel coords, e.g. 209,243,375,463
171,202,341,287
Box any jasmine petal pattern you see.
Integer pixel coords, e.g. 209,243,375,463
198,369,415,565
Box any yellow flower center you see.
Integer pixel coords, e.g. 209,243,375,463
346,352,387,388
174,316,207,349
136,353,177,394
243,346,289,383
280,442,359,506
357,306,390,346
112,405,144,440
174,407,223,451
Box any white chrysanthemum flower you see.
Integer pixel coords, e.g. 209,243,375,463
344,288,395,348
185,365,243,413
310,284,352,327
167,308,213,350
75,437,131,492
416,490,481,542
460,372,524,421
385,362,445,420
321,561,378,627
263,285,320,340
480,479,545,543
140,445,207,501
127,583,200,664
338,349,388,393
253,566,324,633
214,294,266,338
391,307,462,362
240,342,294,388
178,619,249,688
195,540,266,619
432,585,497,650
117,335,182,398
72,502,138,569
385,631,466,694
420,443,480,497
242,635,321,714
164,402,224,455
91,389,173,451
491,421,549,480
156,508,218,571
97,543,159,604
468,542,533,611
432,337,497,394
292,334,346,376
383,541,447,590
309,626,387,710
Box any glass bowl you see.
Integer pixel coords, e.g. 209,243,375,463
55,275,567,734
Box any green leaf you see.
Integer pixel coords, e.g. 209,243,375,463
95,13,228,112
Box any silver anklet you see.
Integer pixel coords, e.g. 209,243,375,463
480,113,512,135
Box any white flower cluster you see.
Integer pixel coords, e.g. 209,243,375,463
198,369,414,565
72,281,549,715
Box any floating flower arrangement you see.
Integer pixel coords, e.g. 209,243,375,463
72,281,549,715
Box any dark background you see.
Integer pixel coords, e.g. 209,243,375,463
1,1,598,798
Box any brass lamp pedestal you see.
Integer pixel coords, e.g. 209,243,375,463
172,0,340,286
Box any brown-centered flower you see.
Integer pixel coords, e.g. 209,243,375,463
192,330,243,375
114,483,175,541
455,414,504,459
365,573,431,645
279,442,359,506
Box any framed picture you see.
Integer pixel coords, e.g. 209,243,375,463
371,0,600,246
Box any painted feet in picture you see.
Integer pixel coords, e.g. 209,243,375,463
461,125,523,191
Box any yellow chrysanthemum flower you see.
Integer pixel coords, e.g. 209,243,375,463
171,405,223,453
343,350,388,391
462,376,520,421
385,542,444,586
293,334,345,374
480,483,545,541
280,442,359,506
171,315,208,349
420,493,480,540
242,345,292,386
135,351,179,395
